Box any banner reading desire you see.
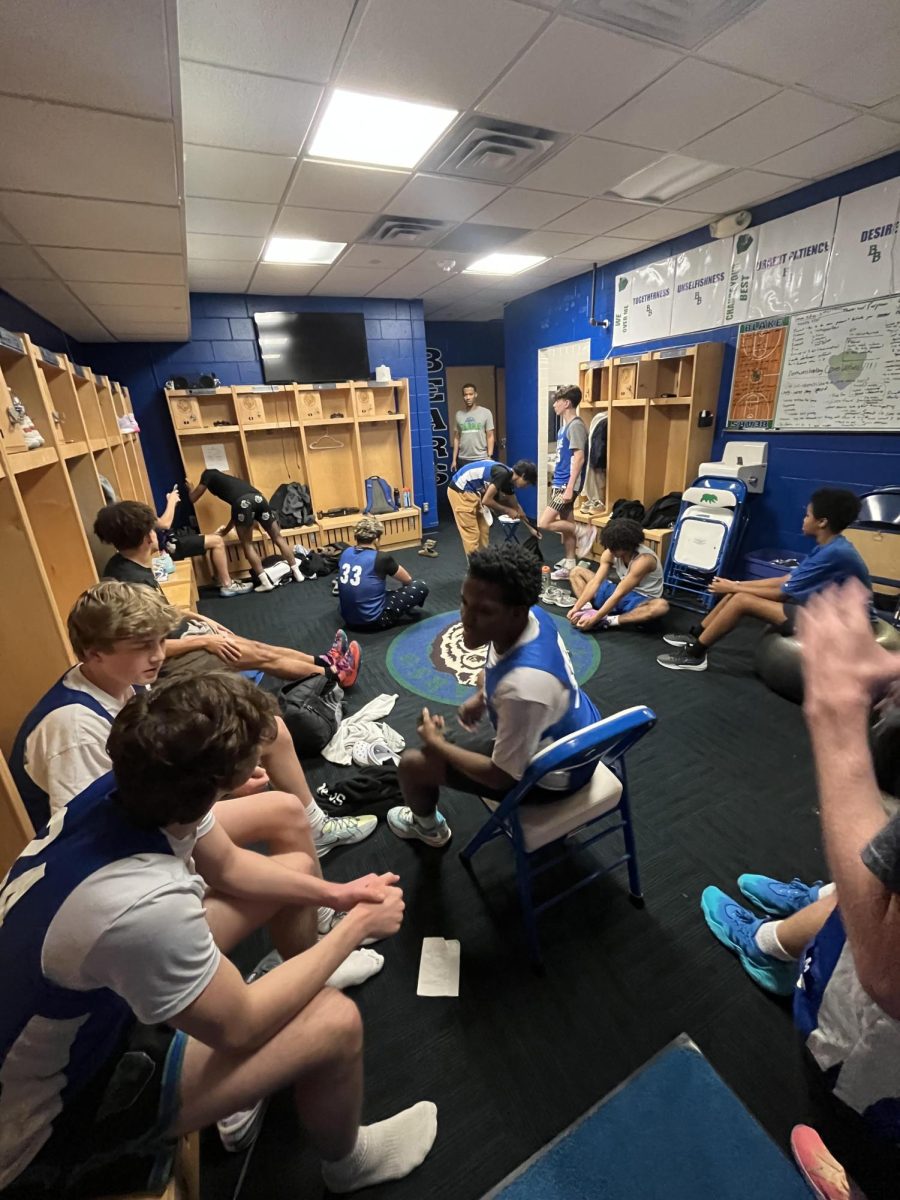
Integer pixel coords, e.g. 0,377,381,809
747,197,839,318
670,238,732,336
824,177,900,307
621,257,674,344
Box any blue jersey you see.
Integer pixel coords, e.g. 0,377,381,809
451,459,510,496
552,418,587,489
0,777,173,1180
10,674,114,832
338,546,387,625
782,535,871,603
485,606,601,788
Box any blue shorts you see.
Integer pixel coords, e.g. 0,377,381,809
593,579,655,615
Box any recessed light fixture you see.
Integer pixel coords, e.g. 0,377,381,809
263,237,345,265
608,155,730,205
309,89,458,169
464,253,546,276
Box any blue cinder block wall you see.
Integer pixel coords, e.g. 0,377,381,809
504,150,900,555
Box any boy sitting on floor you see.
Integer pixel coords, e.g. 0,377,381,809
565,517,669,631
95,500,360,687
156,482,252,598
338,516,430,631
0,671,437,1197
658,487,871,673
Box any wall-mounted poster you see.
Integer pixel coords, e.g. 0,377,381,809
824,178,900,307
724,229,757,325
612,272,632,343
621,257,675,344
671,238,732,336
725,316,790,430
747,198,839,318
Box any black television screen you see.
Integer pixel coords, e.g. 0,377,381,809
254,311,370,385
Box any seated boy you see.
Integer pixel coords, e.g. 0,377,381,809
95,501,360,687
566,518,669,631
187,468,302,592
10,581,377,858
0,672,437,1197
448,458,539,557
338,516,429,631
658,488,871,673
387,544,600,847
156,482,252,598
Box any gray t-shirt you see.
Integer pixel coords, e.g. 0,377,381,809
455,405,494,461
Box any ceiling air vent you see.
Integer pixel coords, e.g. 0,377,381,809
565,0,765,50
423,117,563,184
360,215,451,248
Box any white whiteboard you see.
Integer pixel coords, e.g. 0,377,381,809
773,295,900,431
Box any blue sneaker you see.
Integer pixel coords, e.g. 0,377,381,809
738,874,822,917
700,886,797,995
387,805,451,847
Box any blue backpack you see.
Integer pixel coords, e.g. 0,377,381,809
364,476,397,515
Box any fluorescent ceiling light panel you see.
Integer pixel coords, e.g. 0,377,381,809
464,252,546,275
264,236,345,264
309,89,458,169
608,155,730,204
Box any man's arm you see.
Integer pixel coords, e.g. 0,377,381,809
486,422,495,458
562,449,585,499
451,419,460,470
158,485,180,529
186,479,207,504
216,517,235,538
393,564,413,585
711,575,790,598
418,708,514,791
586,555,654,624
799,583,900,1019
570,555,611,613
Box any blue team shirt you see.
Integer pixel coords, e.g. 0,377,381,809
552,419,586,489
338,546,389,624
781,535,870,603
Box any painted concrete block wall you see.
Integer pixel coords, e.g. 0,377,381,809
0,289,76,356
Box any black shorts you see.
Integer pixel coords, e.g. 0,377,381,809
781,601,798,636
443,727,578,804
232,491,274,528
5,1023,187,1199
170,532,206,561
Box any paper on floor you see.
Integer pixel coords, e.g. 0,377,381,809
417,937,460,997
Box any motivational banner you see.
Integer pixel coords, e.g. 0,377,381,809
671,238,732,336
747,197,839,318
824,177,900,307
612,272,632,343
623,257,674,344
724,229,757,325
426,346,450,491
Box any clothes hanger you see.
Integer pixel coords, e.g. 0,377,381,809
308,432,344,449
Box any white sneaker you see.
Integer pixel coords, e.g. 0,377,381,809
550,566,571,581
217,1099,266,1153
220,580,253,597
254,570,276,592
315,813,378,857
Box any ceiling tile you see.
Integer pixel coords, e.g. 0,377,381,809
187,233,264,262
93,303,187,324
0,97,178,205
3,280,109,336
273,208,373,241
338,0,547,109
518,137,658,196
589,61,778,151
502,230,592,255
544,197,654,234
0,216,18,243
70,282,186,308
607,207,709,241
181,62,321,155
185,146,296,204
179,0,352,83
38,248,184,285
111,326,190,342
684,91,855,167
248,263,330,294
802,35,900,107
188,261,255,290
288,161,408,212
472,187,582,228
675,169,805,214
390,175,505,222
557,234,646,261
0,0,172,118
185,198,277,237
758,118,900,179
367,279,431,299
0,193,182,252
312,266,395,295
477,16,679,134
0,245,54,280
872,96,900,123
337,245,422,270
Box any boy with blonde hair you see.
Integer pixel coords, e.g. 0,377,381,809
337,516,429,631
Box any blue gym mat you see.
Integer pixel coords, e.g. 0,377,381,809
483,1035,810,1200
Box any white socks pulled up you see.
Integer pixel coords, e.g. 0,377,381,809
321,1101,438,1194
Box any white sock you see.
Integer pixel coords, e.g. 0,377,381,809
819,882,836,898
321,1102,438,1194
291,563,304,583
305,798,327,839
326,948,384,990
755,919,796,962
605,614,619,627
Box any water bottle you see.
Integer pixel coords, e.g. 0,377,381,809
540,565,552,599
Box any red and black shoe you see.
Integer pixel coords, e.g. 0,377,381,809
336,641,361,688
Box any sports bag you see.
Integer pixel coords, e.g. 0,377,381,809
610,498,646,523
277,675,344,757
364,476,397,515
261,554,293,586
644,491,682,530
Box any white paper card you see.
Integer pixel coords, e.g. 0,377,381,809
201,443,229,471
417,937,460,997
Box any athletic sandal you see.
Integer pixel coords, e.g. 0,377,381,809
790,1125,867,1199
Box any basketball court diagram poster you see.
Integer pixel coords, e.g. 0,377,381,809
726,316,790,430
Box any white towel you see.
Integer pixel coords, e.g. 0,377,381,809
322,693,406,766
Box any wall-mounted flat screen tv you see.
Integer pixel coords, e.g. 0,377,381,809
254,311,370,384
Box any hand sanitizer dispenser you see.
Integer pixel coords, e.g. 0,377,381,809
699,441,768,493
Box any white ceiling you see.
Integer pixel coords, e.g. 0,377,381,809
0,0,897,336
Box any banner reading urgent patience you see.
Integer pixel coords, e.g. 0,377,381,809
824,178,900,308
747,198,839,318
621,258,674,344
671,239,732,337
725,316,790,430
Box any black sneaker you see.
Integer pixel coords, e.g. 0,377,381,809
662,631,694,647
657,643,708,671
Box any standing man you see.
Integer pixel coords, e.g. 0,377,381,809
451,383,494,473
538,385,587,581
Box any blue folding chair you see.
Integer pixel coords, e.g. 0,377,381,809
459,706,657,965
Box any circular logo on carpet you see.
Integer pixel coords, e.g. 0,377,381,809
386,610,600,706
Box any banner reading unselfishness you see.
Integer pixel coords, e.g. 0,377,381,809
747,198,839,318
670,238,732,337
824,178,900,307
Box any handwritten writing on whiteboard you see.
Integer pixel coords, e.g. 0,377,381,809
774,295,900,432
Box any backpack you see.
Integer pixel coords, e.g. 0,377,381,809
364,476,397,515
269,481,314,529
520,533,544,563
261,554,293,586
610,498,646,523
644,491,682,530
299,550,336,578
277,675,344,757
